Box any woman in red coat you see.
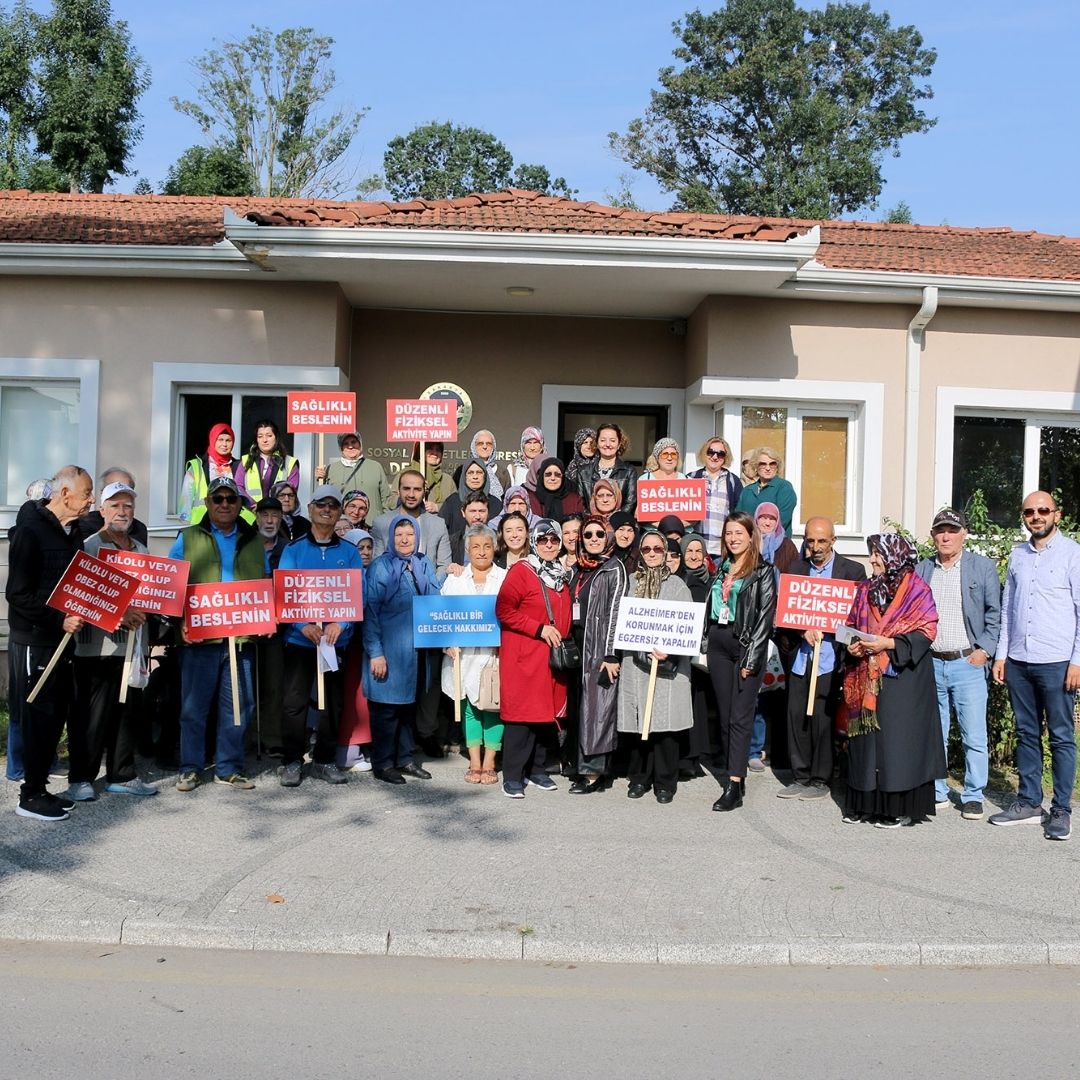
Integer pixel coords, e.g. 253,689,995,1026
496,518,573,798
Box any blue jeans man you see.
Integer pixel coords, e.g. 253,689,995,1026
178,643,254,779
933,656,989,804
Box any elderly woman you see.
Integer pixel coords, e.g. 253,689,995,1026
588,477,622,522
241,419,299,505
618,527,694,804
527,458,584,523
318,430,389,515
493,485,537,529
362,515,441,785
507,426,546,488
469,428,504,499
405,441,456,512
495,510,530,568
271,481,310,541
842,533,943,828
610,511,638,569
495,519,572,798
576,422,637,518
179,422,247,523
755,501,798,578
736,446,798,536
688,436,742,557
342,489,371,529
640,437,686,481
440,456,503,538
679,532,716,778
441,524,507,785
707,510,777,812
568,515,628,793
565,428,597,488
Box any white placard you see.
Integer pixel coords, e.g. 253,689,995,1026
613,597,706,656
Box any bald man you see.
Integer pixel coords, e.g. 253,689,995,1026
991,492,1080,839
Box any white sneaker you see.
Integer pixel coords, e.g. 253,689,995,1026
64,781,97,802
350,755,373,773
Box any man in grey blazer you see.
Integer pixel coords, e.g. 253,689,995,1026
915,507,1000,820
370,469,451,583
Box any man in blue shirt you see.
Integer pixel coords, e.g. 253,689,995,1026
991,492,1080,839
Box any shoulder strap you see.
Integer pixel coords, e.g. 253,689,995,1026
533,566,556,625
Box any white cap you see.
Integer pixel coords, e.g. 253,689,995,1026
100,481,136,502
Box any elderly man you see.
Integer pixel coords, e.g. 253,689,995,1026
67,481,157,801
6,465,93,820
255,496,287,572
79,466,149,546
991,492,1080,839
915,508,1000,821
168,475,267,792
777,516,865,800
276,485,363,787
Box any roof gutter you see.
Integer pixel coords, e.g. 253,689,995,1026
903,286,938,531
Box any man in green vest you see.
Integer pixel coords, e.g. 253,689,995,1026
168,476,267,792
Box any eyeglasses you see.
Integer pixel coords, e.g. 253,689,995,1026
582,529,606,539
211,494,238,504
595,490,615,499
543,470,562,478
313,499,340,509
659,450,679,458
706,448,726,459
758,461,778,469
535,535,561,545
1022,506,1055,518
640,544,665,554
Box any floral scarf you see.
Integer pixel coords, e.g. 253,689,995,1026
527,517,570,590
633,527,670,599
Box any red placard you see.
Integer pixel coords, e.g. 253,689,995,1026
46,551,139,633
286,391,356,433
274,569,363,623
635,478,706,521
183,580,277,642
386,398,458,443
101,551,191,618
775,573,860,633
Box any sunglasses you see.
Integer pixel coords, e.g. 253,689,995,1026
706,448,726,458
536,535,561,545
1022,506,1055,518
758,461,778,468
211,494,238,504
582,529,606,540
313,499,340,509
640,544,665,554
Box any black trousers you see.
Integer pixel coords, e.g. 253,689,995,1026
251,636,284,752
627,731,680,793
414,652,447,741
502,722,550,786
281,644,343,765
70,657,139,784
708,624,765,780
786,668,836,785
9,640,74,799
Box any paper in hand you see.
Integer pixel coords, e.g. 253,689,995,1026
317,640,339,673
834,624,876,645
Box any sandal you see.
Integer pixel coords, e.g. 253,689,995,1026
465,768,482,784
480,769,499,785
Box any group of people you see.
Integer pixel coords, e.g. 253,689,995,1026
5,420,1079,842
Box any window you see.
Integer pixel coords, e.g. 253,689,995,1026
557,402,667,469
0,383,80,508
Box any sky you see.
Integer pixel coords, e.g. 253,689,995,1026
60,0,1080,234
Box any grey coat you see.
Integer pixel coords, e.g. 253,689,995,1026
617,574,693,735
914,549,1001,655
577,557,629,756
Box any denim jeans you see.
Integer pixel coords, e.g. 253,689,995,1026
749,706,766,760
1006,659,1077,814
178,643,253,778
932,656,989,803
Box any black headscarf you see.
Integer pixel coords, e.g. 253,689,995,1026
535,457,571,520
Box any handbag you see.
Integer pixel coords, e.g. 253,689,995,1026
539,578,581,672
758,639,786,693
477,656,501,712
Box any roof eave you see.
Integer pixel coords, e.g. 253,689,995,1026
0,239,250,276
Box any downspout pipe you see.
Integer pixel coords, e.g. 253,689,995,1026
903,286,938,532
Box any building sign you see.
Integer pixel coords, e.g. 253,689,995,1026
421,381,473,434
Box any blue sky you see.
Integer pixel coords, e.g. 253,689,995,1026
84,0,1080,233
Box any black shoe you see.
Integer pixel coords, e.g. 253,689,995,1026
400,762,432,780
712,780,744,812
373,768,406,785
16,793,69,821
627,782,648,799
45,791,76,812
655,788,674,804
569,776,604,795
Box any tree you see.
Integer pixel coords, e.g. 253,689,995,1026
0,1,35,189
172,26,366,199
384,121,576,201
609,0,936,218
883,200,913,224
34,0,149,193
162,144,255,196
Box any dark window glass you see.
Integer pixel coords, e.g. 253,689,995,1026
1039,426,1080,507
952,416,1023,526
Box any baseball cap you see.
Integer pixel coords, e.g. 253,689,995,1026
931,507,967,531
255,497,282,513
207,476,240,496
310,485,344,505
100,481,136,502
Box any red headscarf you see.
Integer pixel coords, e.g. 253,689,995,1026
207,423,235,467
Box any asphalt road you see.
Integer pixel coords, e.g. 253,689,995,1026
4,942,1079,1079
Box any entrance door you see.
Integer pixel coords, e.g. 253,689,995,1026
556,403,668,469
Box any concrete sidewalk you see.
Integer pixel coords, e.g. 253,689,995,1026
1,755,1078,966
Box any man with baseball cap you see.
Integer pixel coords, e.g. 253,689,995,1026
915,507,1000,821
168,474,268,792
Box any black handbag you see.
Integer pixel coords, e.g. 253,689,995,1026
539,578,581,672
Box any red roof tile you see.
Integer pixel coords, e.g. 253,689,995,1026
0,188,1079,283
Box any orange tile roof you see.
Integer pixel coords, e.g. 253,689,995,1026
1,188,1079,283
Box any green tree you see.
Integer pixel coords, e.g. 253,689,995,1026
609,0,936,218
883,200,913,224
0,0,36,189
34,0,149,193
162,144,256,196
172,26,366,199
511,162,576,199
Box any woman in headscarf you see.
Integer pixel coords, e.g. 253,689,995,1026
507,426,546,488
640,437,686,481
576,422,637,518
617,527,694,804
679,532,716,779
707,510,777,813
469,429,504,499
842,533,943,829
338,527,375,772
440,456,503,540
404,441,455,511
271,481,310,541
179,422,248,524
495,511,530,569
362,515,441,785
492,485,537,529
588,477,622,522
568,515,629,793
755,501,799,579
665,537,684,577
610,511,639,570
527,458,584,522
241,419,299,505
495,518,572,798
342,489,370,529
565,428,597,487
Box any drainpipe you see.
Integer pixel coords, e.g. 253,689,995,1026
903,286,938,532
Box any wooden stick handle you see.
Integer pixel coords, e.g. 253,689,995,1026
316,622,325,711
119,630,136,704
27,633,73,704
640,655,659,741
454,651,462,731
806,638,822,717
228,637,241,727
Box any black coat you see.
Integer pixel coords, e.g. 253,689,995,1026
706,561,777,675
575,459,637,518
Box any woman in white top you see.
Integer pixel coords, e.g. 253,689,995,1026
441,524,507,784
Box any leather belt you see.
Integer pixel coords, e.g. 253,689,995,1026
932,647,975,661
